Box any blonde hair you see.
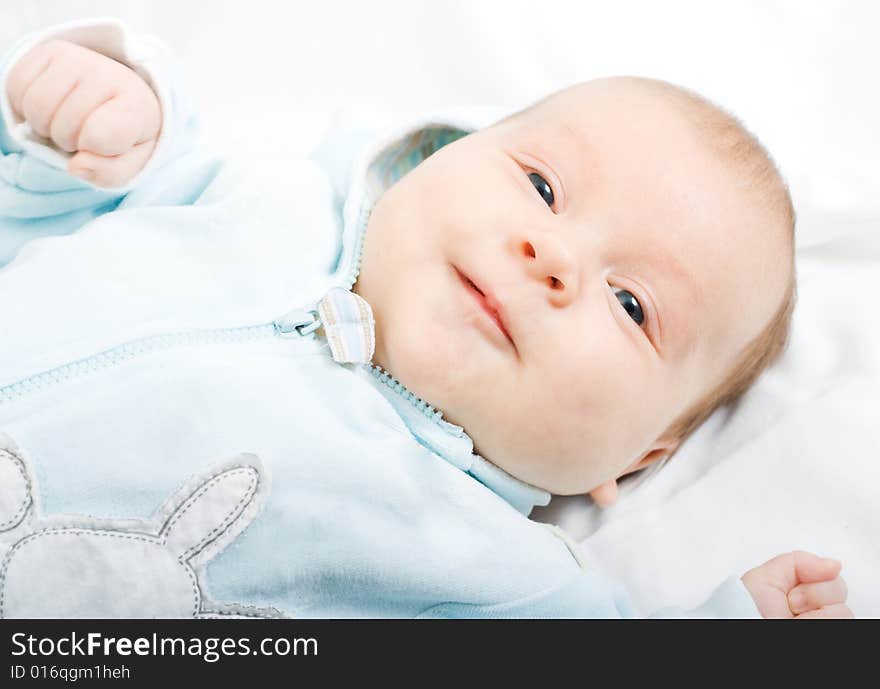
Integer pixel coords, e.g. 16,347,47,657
637,77,798,449
664,274,796,445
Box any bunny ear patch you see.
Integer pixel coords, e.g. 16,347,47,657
0,444,280,619
159,460,264,565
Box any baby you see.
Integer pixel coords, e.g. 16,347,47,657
0,22,851,618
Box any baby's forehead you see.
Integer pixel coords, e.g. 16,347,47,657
517,79,675,127
502,82,705,174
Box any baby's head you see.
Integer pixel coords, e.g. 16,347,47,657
354,76,795,506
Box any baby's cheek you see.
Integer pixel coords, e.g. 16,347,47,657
540,352,654,457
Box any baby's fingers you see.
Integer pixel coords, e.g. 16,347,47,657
49,80,115,153
77,93,160,157
795,603,854,620
6,41,55,116
788,577,848,615
790,551,842,585
68,139,156,188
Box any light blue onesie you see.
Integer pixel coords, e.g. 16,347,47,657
0,20,760,619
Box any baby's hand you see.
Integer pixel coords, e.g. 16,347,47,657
6,39,161,187
741,550,853,619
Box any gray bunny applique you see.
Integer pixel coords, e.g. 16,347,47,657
0,434,282,618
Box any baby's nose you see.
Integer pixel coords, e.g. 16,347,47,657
518,235,579,306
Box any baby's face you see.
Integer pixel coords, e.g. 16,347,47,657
354,79,790,498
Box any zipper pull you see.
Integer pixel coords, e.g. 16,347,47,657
316,287,375,364
273,288,375,364
273,308,321,337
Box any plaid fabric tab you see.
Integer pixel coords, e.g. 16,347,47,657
317,287,376,364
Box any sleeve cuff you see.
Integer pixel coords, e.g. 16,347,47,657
686,576,763,619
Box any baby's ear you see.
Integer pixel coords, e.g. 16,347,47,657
630,435,680,473
588,481,619,507
587,440,679,507
629,447,671,474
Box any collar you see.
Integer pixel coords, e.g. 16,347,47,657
311,108,552,516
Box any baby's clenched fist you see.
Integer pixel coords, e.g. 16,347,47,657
6,39,161,187
741,550,853,619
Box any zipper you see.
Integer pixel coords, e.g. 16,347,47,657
342,201,371,291
351,204,453,428
0,313,321,405
339,198,451,427
0,300,453,431
367,364,449,426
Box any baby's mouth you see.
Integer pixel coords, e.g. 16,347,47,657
462,274,483,295
454,267,516,351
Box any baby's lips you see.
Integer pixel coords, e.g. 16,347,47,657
483,292,510,335
456,266,517,349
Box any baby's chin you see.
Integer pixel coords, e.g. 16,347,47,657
378,304,504,413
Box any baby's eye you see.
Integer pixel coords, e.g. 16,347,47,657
528,172,555,208
613,288,645,327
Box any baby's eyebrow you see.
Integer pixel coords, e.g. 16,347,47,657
541,120,603,198
551,121,596,164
